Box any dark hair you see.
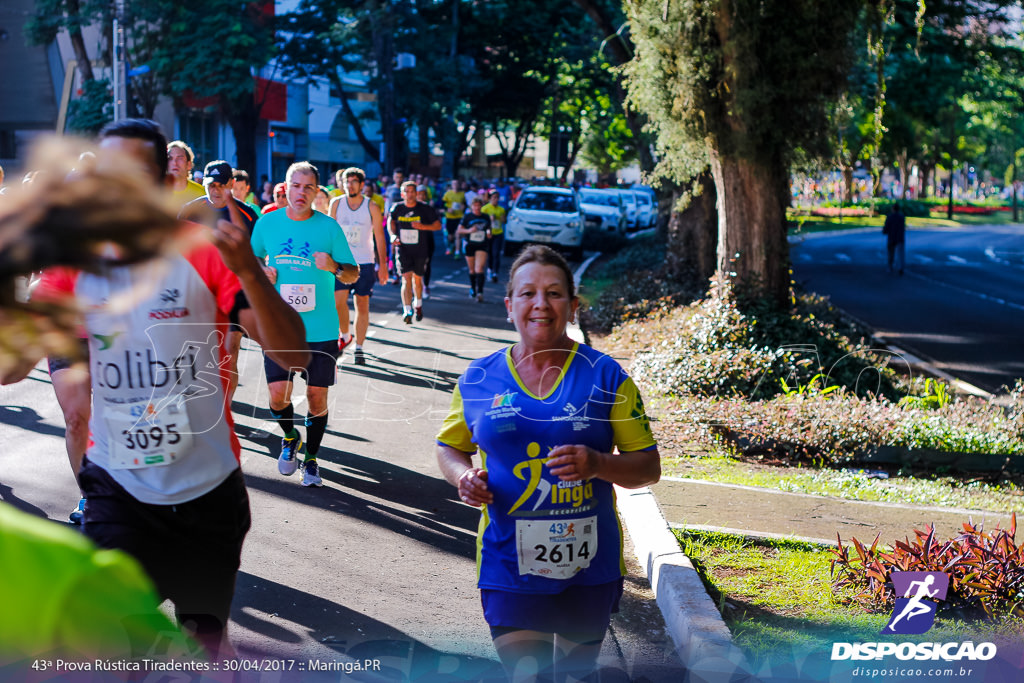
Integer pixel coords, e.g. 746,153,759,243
286,161,319,185
342,167,366,183
232,169,250,184
99,118,168,180
505,245,576,299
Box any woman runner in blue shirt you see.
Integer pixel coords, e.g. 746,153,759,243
437,245,660,682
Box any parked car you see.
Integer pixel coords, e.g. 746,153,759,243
614,188,639,230
579,188,627,235
632,184,657,228
504,186,585,260
633,190,654,228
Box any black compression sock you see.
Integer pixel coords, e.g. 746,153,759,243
270,403,296,438
306,414,329,456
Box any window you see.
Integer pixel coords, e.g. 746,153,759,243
517,192,576,212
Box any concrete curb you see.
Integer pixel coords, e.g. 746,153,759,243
577,254,757,679
615,486,757,681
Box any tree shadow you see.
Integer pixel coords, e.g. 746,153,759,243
232,571,505,682
243,463,478,558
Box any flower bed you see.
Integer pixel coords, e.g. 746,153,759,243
929,204,998,215
810,207,873,217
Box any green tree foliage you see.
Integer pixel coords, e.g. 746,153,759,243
877,0,1023,202
579,98,636,182
626,0,861,306
65,78,112,134
141,0,276,178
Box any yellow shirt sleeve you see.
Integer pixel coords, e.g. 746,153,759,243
436,384,476,453
609,376,657,453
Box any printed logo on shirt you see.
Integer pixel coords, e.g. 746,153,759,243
92,331,124,351
277,238,313,258
160,288,181,304
508,442,597,517
491,391,518,409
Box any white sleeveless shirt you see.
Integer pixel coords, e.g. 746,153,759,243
334,195,375,264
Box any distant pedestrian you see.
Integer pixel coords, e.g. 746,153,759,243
884,203,906,275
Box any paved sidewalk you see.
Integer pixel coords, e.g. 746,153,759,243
652,477,1018,546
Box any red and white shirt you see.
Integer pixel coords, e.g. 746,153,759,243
48,233,243,505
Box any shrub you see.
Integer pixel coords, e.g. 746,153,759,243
653,390,1024,466
875,199,931,217
582,229,629,254
630,276,902,401
582,234,703,334
831,516,1024,620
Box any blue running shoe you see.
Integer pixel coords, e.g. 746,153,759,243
279,434,302,476
69,498,85,525
301,459,323,487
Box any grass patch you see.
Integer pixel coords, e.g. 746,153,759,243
676,529,1024,670
659,448,1023,512
787,210,1021,234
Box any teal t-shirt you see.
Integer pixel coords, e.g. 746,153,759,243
251,209,356,342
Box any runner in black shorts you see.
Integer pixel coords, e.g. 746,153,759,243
456,197,492,303
251,161,359,488
388,181,443,323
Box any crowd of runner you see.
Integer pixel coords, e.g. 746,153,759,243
0,122,660,683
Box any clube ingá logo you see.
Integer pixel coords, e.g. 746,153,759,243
884,571,949,635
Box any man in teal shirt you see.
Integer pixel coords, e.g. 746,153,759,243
251,161,359,487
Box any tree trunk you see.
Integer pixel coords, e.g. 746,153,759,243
842,166,854,203
225,94,259,181
666,172,717,285
709,150,790,307
919,161,933,198
331,74,380,163
418,123,431,172
67,0,95,82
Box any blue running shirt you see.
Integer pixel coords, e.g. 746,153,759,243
251,209,356,342
437,343,656,594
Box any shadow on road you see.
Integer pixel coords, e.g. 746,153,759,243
232,571,504,682
244,463,478,559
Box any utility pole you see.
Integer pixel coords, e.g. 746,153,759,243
111,0,127,121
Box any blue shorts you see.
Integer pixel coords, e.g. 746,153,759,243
334,263,377,296
263,339,338,387
481,578,623,639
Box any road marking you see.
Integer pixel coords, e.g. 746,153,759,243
912,254,933,263
948,255,968,264
906,270,1024,312
835,253,851,262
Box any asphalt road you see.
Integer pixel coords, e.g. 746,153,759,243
790,224,1024,394
0,246,684,682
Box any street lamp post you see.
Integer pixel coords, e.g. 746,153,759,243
111,0,127,121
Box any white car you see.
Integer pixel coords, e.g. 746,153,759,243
579,189,626,235
632,185,657,228
505,186,585,260
615,189,639,230
630,191,655,228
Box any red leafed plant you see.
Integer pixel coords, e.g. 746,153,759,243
830,513,1024,620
